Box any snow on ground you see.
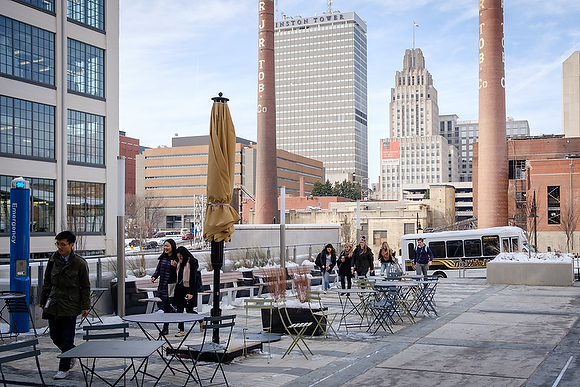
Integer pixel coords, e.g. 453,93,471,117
494,251,573,262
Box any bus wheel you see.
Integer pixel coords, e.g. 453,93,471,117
433,271,447,278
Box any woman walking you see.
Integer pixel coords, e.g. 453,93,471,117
351,236,374,277
173,246,199,337
337,243,353,289
315,244,337,293
151,239,177,335
378,241,394,275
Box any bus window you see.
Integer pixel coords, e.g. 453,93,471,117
502,238,511,253
429,241,446,258
511,237,520,252
482,235,500,256
407,243,416,260
446,240,464,257
464,239,481,257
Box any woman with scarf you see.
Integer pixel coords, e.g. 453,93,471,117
151,238,177,335
173,246,200,337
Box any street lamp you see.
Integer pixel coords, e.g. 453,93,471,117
416,213,423,233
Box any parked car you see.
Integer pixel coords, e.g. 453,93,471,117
129,239,158,250
153,231,166,238
182,232,194,240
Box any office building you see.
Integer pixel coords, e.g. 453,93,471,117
0,0,119,257
563,51,580,138
379,49,457,200
136,136,324,229
274,11,368,184
119,131,140,196
439,115,530,182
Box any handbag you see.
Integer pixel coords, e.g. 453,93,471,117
168,283,176,298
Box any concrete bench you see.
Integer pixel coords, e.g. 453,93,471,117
199,271,260,306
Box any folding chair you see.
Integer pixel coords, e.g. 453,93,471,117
306,290,339,340
368,298,396,334
0,291,38,339
413,282,438,316
277,300,313,359
0,339,45,387
187,315,236,387
243,299,277,361
83,323,129,341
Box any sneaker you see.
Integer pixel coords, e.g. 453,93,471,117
199,320,205,332
175,331,186,337
323,290,327,294
69,358,76,370
54,371,69,380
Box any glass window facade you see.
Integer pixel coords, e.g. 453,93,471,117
0,175,55,234
0,95,55,159
67,109,105,165
67,0,105,31
67,181,104,233
67,38,104,97
0,15,55,86
19,0,55,12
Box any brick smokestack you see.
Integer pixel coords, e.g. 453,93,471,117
478,0,508,227
255,0,278,224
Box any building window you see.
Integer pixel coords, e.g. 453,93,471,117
547,186,560,225
0,16,55,86
0,95,55,159
403,223,414,235
67,0,105,31
509,160,526,180
67,109,104,165
67,181,104,233
372,230,388,246
0,176,55,234
67,38,104,97
19,0,55,12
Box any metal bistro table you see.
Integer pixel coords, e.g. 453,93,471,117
58,340,163,387
330,288,377,332
122,313,206,387
78,287,109,326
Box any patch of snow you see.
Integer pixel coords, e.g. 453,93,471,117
493,252,573,263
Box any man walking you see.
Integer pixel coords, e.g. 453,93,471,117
40,231,90,380
414,238,433,276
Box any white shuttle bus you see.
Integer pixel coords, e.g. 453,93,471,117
401,226,531,278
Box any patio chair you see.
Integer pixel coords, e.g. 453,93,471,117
368,297,396,334
277,300,313,359
83,323,129,341
306,290,339,340
243,298,277,362
187,315,236,387
0,291,38,339
0,339,45,387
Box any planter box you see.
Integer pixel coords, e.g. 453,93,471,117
110,280,149,315
487,261,574,286
261,306,325,336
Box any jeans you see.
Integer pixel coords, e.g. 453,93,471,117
48,314,77,371
380,262,392,275
416,263,429,276
322,270,330,290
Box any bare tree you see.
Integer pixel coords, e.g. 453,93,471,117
125,194,165,241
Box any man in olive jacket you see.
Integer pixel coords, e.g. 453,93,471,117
40,231,90,380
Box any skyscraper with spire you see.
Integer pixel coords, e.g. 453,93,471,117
379,48,458,200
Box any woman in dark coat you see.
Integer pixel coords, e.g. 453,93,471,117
151,238,177,335
337,243,353,289
173,246,199,337
351,236,374,277
315,243,337,293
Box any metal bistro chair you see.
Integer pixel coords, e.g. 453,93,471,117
0,291,38,339
0,339,45,387
277,300,313,360
243,298,279,362
187,315,236,387
306,290,339,340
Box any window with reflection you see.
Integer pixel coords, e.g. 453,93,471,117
67,38,104,97
1,95,55,159
464,239,482,257
0,16,55,85
429,241,446,258
19,0,55,12
67,0,104,31
0,175,55,234
67,181,104,233
482,235,500,256
446,240,464,258
67,109,104,165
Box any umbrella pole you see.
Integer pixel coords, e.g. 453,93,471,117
211,240,223,343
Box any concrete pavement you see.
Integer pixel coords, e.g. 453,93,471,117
1,277,579,387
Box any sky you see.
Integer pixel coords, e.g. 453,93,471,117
119,0,580,183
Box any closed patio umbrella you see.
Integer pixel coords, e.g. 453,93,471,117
203,93,240,342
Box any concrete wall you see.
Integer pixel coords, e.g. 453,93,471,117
487,261,574,286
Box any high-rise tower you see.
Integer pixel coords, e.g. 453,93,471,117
563,51,580,138
274,11,368,185
379,49,457,200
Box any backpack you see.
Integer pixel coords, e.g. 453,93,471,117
195,271,203,292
